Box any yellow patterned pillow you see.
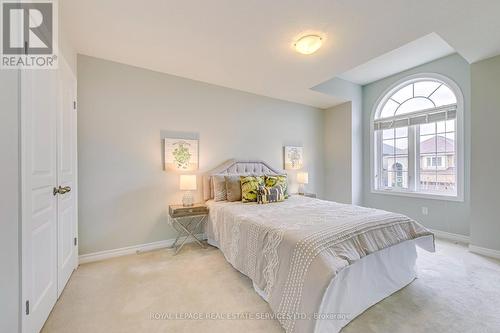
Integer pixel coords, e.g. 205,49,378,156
265,175,289,198
240,176,265,203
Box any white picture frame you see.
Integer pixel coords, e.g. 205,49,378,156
284,146,303,170
164,138,199,171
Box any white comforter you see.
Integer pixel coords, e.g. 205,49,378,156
206,196,434,333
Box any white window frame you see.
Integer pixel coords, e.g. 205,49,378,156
370,73,464,202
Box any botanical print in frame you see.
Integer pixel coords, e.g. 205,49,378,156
164,138,199,171
284,146,303,170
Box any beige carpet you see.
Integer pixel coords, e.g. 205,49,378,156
42,239,500,333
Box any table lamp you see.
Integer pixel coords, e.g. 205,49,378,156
297,172,309,195
180,175,196,206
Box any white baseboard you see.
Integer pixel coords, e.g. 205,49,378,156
428,229,500,260
79,233,205,264
469,245,500,260
429,229,470,244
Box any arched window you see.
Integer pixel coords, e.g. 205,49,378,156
372,74,463,200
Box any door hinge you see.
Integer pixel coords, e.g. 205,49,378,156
26,300,29,315
73,101,77,110
74,237,78,246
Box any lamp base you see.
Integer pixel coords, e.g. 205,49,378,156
298,183,306,195
182,191,194,207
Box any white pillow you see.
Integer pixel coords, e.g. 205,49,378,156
212,175,227,201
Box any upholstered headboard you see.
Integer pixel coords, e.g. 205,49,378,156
203,159,283,201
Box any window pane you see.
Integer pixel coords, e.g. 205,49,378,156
436,121,446,134
385,171,408,189
430,84,457,106
383,140,395,156
395,138,408,155
420,123,436,136
414,81,441,97
445,133,455,152
437,174,456,195
421,154,436,170
383,156,395,171
420,134,436,154
437,135,447,153
391,84,414,103
395,127,408,138
444,155,455,172
394,157,408,171
396,171,408,189
385,157,408,172
384,156,408,171
396,97,435,115
381,170,390,188
382,128,395,140
445,119,455,132
380,99,399,118
420,172,437,191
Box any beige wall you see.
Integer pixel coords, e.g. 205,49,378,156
323,102,352,203
77,55,325,255
470,54,500,251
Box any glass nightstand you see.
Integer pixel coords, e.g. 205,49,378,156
168,203,208,254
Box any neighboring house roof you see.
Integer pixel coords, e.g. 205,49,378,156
383,143,407,155
420,135,454,154
383,135,454,156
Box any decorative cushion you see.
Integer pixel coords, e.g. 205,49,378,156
240,176,264,203
225,175,242,202
265,174,289,198
212,175,227,201
257,185,285,204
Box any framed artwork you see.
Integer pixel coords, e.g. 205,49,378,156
164,138,199,171
284,146,303,170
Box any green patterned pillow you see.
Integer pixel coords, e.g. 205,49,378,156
257,185,285,204
265,175,289,198
240,176,264,202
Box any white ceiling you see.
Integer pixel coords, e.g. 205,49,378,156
62,0,500,109
337,33,456,86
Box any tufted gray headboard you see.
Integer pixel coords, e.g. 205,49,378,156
203,159,283,201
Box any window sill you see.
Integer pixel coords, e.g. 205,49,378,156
371,189,464,202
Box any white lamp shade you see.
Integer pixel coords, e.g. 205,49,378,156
180,175,197,190
297,172,309,184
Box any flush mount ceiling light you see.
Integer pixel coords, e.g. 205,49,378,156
294,35,323,55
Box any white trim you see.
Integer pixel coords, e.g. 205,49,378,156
469,245,500,260
78,233,206,264
370,73,465,202
374,103,457,130
371,189,464,202
429,229,470,243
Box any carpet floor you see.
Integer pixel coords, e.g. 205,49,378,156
42,239,500,333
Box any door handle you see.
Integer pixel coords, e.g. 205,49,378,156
60,186,71,194
53,186,72,196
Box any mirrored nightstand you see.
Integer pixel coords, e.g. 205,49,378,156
168,203,208,254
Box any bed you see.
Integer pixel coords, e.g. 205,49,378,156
203,160,435,333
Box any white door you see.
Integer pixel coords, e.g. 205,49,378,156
21,69,58,333
56,59,78,295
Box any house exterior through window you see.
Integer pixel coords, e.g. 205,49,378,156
372,74,463,200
